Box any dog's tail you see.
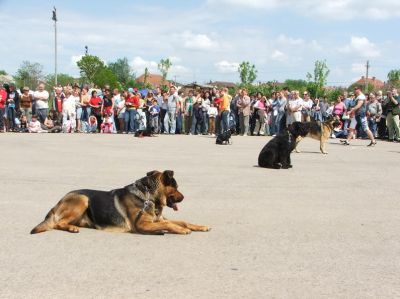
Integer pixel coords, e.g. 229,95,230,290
30,209,56,234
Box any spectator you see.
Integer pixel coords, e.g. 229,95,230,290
0,84,6,132
271,91,286,135
216,87,231,134
89,90,102,132
385,88,400,142
33,83,49,123
114,89,125,133
287,90,303,125
80,87,91,127
366,93,382,138
201,91,211,135
62,88,76,133
28,114,47,133
207,102,218,136
124,88,139,133
332,95,346,120
149,99,160,133
302,92,313,122
183,90,194,134
164,86,178,134
43,110,61,133
52,87,64,124
6,83,20,132
237,89,251,136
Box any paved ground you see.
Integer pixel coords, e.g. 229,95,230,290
0,133,399,298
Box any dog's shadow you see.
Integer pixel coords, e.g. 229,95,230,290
292,151,322,154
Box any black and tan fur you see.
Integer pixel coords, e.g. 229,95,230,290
30,170,210,235
293,115,341,154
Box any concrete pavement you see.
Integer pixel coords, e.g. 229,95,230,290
0,133,399,298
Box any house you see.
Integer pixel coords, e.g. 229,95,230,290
208,81,237,89
352,76,385,90
136,73,169,87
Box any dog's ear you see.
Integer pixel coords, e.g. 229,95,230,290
146,170,160,177
161,170,174,185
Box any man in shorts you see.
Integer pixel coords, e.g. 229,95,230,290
341,87,376,146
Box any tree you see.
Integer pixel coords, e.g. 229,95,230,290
108,57,135,86
93,67,119,90
144,67,149,85
158,58,172,84
0,70,7,75
306,60,330,98
238,61,257,85
45,73,75,88
14,61,44,89
76,55,105,83
387,69,400,88
283,79,308,93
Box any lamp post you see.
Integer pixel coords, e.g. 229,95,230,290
52,7,58,86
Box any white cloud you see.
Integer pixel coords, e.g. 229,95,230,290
130,56,158,75
182,31,218,50
271,50,288,62
70,55,83,67
340,36,380,58
351,63,366,74
310,40,323,51
214,60,239,73
276,34,304,46
207,0,400,20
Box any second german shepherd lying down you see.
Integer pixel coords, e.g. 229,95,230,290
31,170,210,235
292,115,341,154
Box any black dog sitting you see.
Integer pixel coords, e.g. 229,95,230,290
216,129,232,145
258,124,306,169
135,127,154,138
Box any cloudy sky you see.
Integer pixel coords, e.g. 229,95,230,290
0,0,399,86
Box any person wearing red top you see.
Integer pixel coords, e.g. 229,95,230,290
89,90,102,131
0,85,7,132
124,89,138,133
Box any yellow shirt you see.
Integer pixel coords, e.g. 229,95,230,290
220,94,231,111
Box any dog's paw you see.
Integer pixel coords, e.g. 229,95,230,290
68,226,80,233
322,152,328,155
180,229,192,235
198,226,211,232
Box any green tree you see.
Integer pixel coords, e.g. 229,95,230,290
283,79,308,93
0,70,7,75
14,61,44,89
238,61,257,85
306,60,330,98
76,55,105,83
158,58,172,84
93,67,119,90
45,73,75,88
387,69,400,88
108,57,135,86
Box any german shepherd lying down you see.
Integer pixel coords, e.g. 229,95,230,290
31,170,210,235
293,115,341,154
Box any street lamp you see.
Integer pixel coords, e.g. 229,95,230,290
52,7,58,86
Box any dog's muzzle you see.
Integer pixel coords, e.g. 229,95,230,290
167,196,179,211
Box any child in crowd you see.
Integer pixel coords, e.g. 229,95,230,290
137,109,147,131
29,115,47,133
101,114,113,133
149,99,160,133
87,115,98,133
19,114,29,133
43,110,62,133
207,103,218,135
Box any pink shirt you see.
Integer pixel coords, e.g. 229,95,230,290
333,102,346,116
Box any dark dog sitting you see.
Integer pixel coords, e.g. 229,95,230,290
135,127,154,138
216,129,232,145
258,124,306,169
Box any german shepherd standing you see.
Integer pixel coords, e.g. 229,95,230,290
31,170,210,235
292,115,341,154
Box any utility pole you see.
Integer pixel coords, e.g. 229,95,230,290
364,60,370,93
52,7,58,86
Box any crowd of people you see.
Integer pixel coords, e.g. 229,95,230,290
0,81,399,142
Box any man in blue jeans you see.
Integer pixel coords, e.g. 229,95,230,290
164,86,178,134
341,87,376,146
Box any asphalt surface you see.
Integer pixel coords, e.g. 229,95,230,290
0,133,399,298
